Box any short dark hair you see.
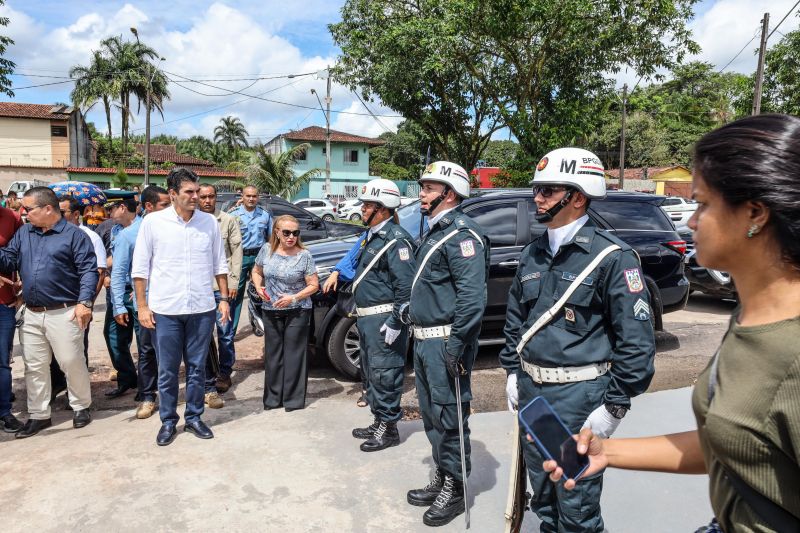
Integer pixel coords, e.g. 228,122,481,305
120,197,139,213
693,113,800,267
141,185,167,208
24,186,59,209
58,194,83,215
243,185,258,193
199,183,217,193
166,167,200,192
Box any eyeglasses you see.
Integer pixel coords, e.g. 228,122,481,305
21,204,43,214
280,229,301,237
532,185,568,198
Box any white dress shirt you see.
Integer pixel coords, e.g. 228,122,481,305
367,218,390,240
79,225,108,269
547,214,589,256
131,205,228,315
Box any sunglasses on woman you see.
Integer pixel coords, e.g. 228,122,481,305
280,229,301,237
532,185,567,198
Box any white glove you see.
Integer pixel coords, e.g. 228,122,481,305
581,405,622,439
380,323,401,345
505,373,518,412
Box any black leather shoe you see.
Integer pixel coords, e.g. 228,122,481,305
352,417,379,439
407,468,445,506
104,385,133,398
184,420,213,439
360,421,400,452
15,418,52,439
73,409,92,429
422,475,465,527
0,413,22,433
156,423,177,446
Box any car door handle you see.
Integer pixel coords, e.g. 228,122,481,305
498,260,519,268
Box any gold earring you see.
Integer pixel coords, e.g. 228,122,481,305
747,224,760,238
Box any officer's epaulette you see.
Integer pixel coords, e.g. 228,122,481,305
377,229,387,237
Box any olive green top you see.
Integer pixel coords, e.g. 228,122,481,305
692,314,800,532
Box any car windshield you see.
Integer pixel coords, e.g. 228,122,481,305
397,200,423,238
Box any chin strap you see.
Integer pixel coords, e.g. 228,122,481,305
534,189,574,223
420,186,450,216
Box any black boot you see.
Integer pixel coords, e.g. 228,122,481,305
360,420,400,452
352,417,379,439
422,475,465,527
407,468,444,506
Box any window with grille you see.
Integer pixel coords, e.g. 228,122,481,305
344,149,358,164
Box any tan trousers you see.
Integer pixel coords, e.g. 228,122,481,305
20,306,92,418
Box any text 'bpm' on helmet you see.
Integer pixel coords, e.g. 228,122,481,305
532,147,607,199
419,161,470,198
359,178,402,209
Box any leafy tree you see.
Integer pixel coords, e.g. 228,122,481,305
213,116,249,155
369,120,437,178
331,1,503,172
112,165,129,188
230,142,320,199
761,28,800,115
480,140,520,168
0,1,14,97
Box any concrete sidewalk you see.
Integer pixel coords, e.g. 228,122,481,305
1,386,711,532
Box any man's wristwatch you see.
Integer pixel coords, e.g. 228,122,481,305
219,296,231,303
78,300,93,309
605,403,628,419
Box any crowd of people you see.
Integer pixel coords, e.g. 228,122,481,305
0,114,798,530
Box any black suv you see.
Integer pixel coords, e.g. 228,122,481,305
217,192,362,241
307,191,690,379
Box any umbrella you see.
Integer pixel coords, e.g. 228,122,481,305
48,181,107,208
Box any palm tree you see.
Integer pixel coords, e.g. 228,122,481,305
227,142,320,199
69,50,116,143
213,116,249,155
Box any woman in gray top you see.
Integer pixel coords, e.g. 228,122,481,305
251,215,319,411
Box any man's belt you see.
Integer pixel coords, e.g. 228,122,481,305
243,247,261,257
412,324,452,340
521,360,610,384
356,303,393,317
27,302,77,313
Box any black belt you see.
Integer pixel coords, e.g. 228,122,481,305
27,302,77,312
243,248,261,256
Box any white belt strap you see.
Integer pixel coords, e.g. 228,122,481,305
413,324,452,340
521,360,611,384
515,244,621,355
356,304,393,317
412,229,459,291
352,239,397,293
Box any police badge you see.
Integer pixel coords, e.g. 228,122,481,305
398,247,410,261
624,268,644,293
460,239,475,257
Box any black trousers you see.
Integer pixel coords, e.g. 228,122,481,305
263,309,310,410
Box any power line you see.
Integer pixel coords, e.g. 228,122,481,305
768,0,800,39
717,25,762,73
351,90,394,133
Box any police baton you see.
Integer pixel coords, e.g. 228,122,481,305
454,372,470,529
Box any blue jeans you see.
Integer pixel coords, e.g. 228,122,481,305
0,304,16,417
153,310,216,425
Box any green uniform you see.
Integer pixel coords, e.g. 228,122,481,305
409,207,489,481
354,220,416,422
499,221,655,532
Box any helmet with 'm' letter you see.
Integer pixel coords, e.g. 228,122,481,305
419,161,471,198
531,147,607,199
359,178,401,209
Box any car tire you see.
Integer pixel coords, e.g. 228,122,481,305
326,316,361,380
322,214,335,222
645,278,664,331
349,213,362,221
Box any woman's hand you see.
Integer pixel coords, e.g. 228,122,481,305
322,271,339,293
274,294,294,309
540,428,609,489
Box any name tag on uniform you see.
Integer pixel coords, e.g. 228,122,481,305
576,236,590,244
398,247,410,261
562,272,594,286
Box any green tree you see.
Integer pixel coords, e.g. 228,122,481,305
331,1,503,172
480,140,520,168
230,142,320,199
761,28,800,115
0,1,14,97
111,165,129,188
213,116,249,155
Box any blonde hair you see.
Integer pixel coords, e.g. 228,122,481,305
270,214,306,253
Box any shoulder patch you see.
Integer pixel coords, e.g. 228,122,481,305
398,247,410,261
459,239,475,257
624,268,644,293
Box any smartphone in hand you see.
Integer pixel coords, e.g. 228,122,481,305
518,396,589,481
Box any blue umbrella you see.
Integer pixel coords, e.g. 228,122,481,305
48,181,107,209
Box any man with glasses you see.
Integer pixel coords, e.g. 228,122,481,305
0,187,98,438
499,148,655,532
197,183,242,407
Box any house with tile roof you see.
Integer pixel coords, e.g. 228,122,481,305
0,102,94,192
65,166,243,188
131,143,217,171
265,125,385,199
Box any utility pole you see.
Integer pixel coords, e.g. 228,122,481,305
325,65,332,197
752,13,770,115
144,86,151,187
619,83,627,191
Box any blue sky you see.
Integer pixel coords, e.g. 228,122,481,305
2,0,797,143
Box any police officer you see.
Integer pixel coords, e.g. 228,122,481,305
499,147,655,532
402,162,489,527
228,185,272,378
345,179,416,452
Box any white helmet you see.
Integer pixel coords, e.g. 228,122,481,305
359,178,401,209
419,161,470,198
531,147,607,199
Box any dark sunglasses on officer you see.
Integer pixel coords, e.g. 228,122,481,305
281,229,301,237
532,185,569,198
